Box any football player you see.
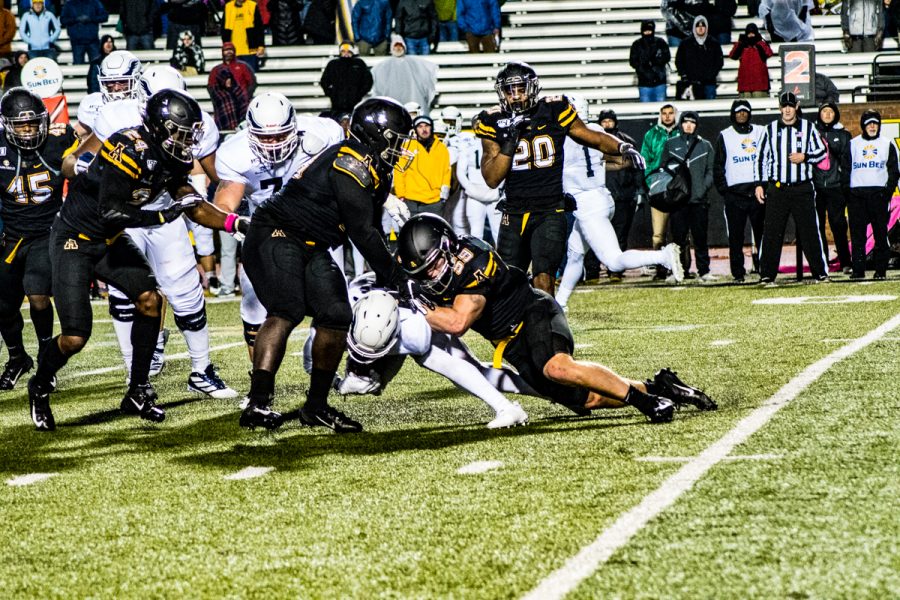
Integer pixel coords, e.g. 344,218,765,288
74,50,143,139
457,116,502,244
555,97,683,311
213,92,345,361
26,90,248,431
238,97,412,432
439,105,471,236
474,62,646,296
397,214,718,423
0,88,77,390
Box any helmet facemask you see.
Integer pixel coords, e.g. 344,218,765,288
249,122,299,166
379,127,416,173
159,119,203,163
3,111,48,150
495,75,540,114
99,75,140,102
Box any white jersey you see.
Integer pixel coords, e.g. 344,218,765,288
563,122,606,194
215,115,345,215
457,134,500,204
444,132,472,166
848,134,897,188
720,124,766,187
76,92,105,131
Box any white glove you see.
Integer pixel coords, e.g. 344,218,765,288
174,192,205,210
618,142,646,172
384,193,410,228
74,152,95,175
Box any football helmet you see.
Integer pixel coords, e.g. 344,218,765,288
494,61,541,114
396,213,458,295
144,89,204,164
138,65,186,106
440,105,462,136
98,50,143,102
347,291,401,363
0,87,49,150
432,118,448,140
567,95,589,121
246,92,299,166
403,101,422,119
350,97,415,172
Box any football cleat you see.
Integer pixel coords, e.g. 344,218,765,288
662,243,684,283
239,400,284,430
120,383,166,422
337,371,381,396
487,402,529,429
188,363,238,399
649,368,718,411
28,377,55,431
624,386,675,423
148,329,170,377
299,403,363,433
0,354,34,390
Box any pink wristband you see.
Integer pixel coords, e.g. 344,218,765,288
224,213,239,233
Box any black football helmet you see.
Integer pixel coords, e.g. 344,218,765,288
0,87,49,150
143,88,203,164
495,61,541,114
396,214,459,295
349,97,415,172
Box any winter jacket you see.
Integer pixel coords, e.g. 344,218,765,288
456,0,500,37
434,0,455,22
223,0,264,55
675,34,723,85
815,73,839,105
171,43,206,73
641,118,680,181
841,0,882,37
813,103,851,189
352,0,392,44
60,0,108,44
393,137,451,205
396,0,439,41
708,0,736,39
661,0,713,40
320,56,373,113
729,31,772,92
165,0,208,26
120,0,157,37
0,9,16,55
661,132,714,203
629,34,670,87
20,9,61,50
759,0,814,42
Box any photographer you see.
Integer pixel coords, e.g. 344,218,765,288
629,20,671,102
729,22,773,99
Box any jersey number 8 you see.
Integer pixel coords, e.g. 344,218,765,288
512,135,556,171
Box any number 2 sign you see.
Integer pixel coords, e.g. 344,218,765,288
779,44,816,107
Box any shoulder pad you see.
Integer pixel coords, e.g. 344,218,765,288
453,238,498,290
333,146,378,188
100,130,146,180
543,95,565,103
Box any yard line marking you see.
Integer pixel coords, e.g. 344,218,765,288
753,295,895,305
66,342,246,379
654,324,701,332
6,473,58,486
636,454,783,463
522,311,900,600
710,339,735,347
457,460,503,475
224,466,274,481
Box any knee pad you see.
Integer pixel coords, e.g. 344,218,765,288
243,320,260,347
311,301,352,332
173,306,207,332
108,295,136,322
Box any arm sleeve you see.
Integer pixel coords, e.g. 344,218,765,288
456,146,472,190
702,141,714,193
247,7,264,48
713,133,727,193
491,0,501,30
50,14,61,43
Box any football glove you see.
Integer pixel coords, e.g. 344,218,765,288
74,152,95,175
618,142,646,172
225,213,250,242
397,279,435,315
384,193,410,228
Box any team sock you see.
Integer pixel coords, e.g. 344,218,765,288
129,313,160,387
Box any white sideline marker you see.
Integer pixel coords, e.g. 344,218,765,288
225,466,274,481
522,311,900,600
457,460,503,475
710,339,735,347
6,473,57,486
636,454,783,463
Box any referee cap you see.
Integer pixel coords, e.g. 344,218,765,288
778,91,799,107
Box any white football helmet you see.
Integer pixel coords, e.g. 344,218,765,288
440,105,462,136
403,101,422,120
348,272,378,305
347,290,400,363
139,65,186,107
98,50,143,102
246,92,299,166
568,95,590,121
432,118,448,140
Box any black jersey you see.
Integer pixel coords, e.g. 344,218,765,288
0,123,77,238
430,236,533,340
474,96,577,213
61,127,191,240
252,139,401,284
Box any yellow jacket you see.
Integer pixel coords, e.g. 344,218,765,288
393,138,451,205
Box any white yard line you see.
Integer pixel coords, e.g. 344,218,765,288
457,460,504,475
636,454,783,463
224,466,274,481
710,339,735,347
522,312,900,600
6,473,58,486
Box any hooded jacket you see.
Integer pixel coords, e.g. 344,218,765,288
395,0,439,41
675,16,724,85
320,54,373,113
842,110,900,195
813,102,850,189
729,23,773,93
714,100,766,195
641,105,680,182
661,112,714,203
600,110,642,202
841,0,883,37
457,0,501,37
629,21,671,88
19,7,61,51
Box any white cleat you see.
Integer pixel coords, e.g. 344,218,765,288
487,402,529,429
188,363,239,399
337,371,381,395
662,243,684,283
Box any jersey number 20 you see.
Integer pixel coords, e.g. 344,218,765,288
512,135,556,171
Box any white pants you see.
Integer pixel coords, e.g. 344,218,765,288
187,219,215,256
465,197,501,243
218,230,239,292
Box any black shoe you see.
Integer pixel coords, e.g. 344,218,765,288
299,403,363,433
648,368,718,411
0,355,34,390
624,386,675,423
239,400,285,430
874,272,886,281
28,377,55,431
120,383,165,422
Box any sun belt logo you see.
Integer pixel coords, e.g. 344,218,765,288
862,144,878,160
732,138,757,164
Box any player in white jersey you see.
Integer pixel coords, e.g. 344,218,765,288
74,51,143,139
439,105,470,236
302,273,530,429
456,116,501,243
213,93,345,359
555,97,684,310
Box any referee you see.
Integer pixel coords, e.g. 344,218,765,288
754,91,829,283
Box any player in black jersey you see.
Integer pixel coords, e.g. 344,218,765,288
397,214,718,422
239,97,413,432
0,88,76,391
474,61,647,296
27,89,247,431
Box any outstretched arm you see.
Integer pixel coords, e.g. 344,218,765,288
423,293,486,337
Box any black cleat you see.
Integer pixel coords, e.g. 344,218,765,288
28,377,55,431
624,386,675,423
299,403,363,433
239,400,284,431
650,368,718,411
120,383,166,422
0,355,34,390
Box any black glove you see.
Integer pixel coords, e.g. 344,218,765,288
497,114,531,157
397,279,435,315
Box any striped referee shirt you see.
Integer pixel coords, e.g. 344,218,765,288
755,118,826,184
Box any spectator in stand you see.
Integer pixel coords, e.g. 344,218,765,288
393,115,452,216
269,0,303,46
814,102,852,274
319,40,373,118
815,72,839,104
675,15,723,100
435,0,458,42
86,34,115,94
303,0,339,45
759,0,814,42
120,0,157,50
730,22,773,98
629,19,670,102
164,0,207,50
457,0,501,53
396,0,439,55
887,0,900,50
352,0,392,55
170,29,205,76
3,51,28,91
662,111,716,282
208,41,255,130
60,0,108,65
841,0,883,52
641,103,679,280
709,0,736,45
372,36,438,115
19,1,61,61
223,0,265,71
661,0,712,47
0,6,15,59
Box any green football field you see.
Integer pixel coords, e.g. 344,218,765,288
1,278,898,599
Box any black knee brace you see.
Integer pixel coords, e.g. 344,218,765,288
173,307,207,332
243,321,260,347
108,296,135,322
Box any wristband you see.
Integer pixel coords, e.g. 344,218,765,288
224,213,239,233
